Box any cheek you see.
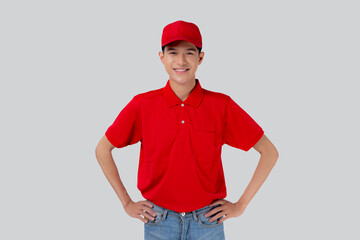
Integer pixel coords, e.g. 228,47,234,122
166,64,173,71
165,65,174,74
191,65,198,71
164,60,173,69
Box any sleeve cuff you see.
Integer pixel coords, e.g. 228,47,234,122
243,129,264,152
105,129,119,148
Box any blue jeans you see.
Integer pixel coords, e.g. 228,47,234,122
144,201,225,240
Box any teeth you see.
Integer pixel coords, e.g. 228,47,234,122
175,69,188,72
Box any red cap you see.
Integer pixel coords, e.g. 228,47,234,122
161,20,202,48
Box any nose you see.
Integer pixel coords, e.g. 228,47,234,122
177,53,187,65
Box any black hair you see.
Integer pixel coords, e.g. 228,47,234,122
162,45,202,55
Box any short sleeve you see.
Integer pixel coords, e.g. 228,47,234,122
105,95,142,148
223,96,264,151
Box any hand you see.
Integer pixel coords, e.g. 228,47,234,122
204,199,246,223
124,200,157,223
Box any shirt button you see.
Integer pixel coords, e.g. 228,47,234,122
181,120,185,124
181,212,185,216
181,103,184,107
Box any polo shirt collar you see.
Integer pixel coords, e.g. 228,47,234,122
163,78,204,108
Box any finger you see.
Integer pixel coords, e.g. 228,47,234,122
209,199,224,207
141,206,157,217
139,215,148,223
139,210,156,221
204,207,223,217
218,215,228,223
204,210,214,218
143,201,154,208
209,212,225,223
208,202,219,207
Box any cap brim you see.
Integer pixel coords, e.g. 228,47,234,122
162,36,202,48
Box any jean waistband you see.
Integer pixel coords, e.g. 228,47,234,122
147,201,221,221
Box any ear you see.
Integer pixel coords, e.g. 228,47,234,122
198,51,205,65
159,51,164,64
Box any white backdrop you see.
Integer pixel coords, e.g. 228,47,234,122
1,0,359,239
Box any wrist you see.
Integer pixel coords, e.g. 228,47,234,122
123,199,133,208
235,201,248,210
120,194,133,208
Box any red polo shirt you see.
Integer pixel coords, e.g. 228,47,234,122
105,79,264,212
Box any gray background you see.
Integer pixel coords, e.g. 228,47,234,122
1,0,359,239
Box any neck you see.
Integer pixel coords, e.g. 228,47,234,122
169,78,197,102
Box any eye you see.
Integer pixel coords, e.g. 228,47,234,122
169,52,176,55
187,52,194,55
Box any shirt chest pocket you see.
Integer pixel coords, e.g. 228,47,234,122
192,129,219,163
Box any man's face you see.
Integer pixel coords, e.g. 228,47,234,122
159,40,204,86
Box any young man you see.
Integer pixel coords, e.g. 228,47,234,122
95,20,279,240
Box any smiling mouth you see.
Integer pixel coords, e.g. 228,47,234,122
174,68,189,73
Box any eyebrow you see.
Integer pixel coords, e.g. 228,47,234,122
166,47,197,52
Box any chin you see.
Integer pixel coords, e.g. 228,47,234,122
170,75,195,84
172,78,191,85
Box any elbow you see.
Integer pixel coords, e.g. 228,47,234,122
95,144,102,162
95,140,102,156
95,142,109,163
95,135,115,159
272,148,279,163
261,147,279,163
269,147,279,159
274,148,279,159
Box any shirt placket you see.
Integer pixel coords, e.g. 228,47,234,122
179,102,186,137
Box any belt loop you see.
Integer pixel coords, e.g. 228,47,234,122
161,209,168,221
192,210,198,222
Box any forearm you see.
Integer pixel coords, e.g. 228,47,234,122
95,149,133,207
236,151,278,208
